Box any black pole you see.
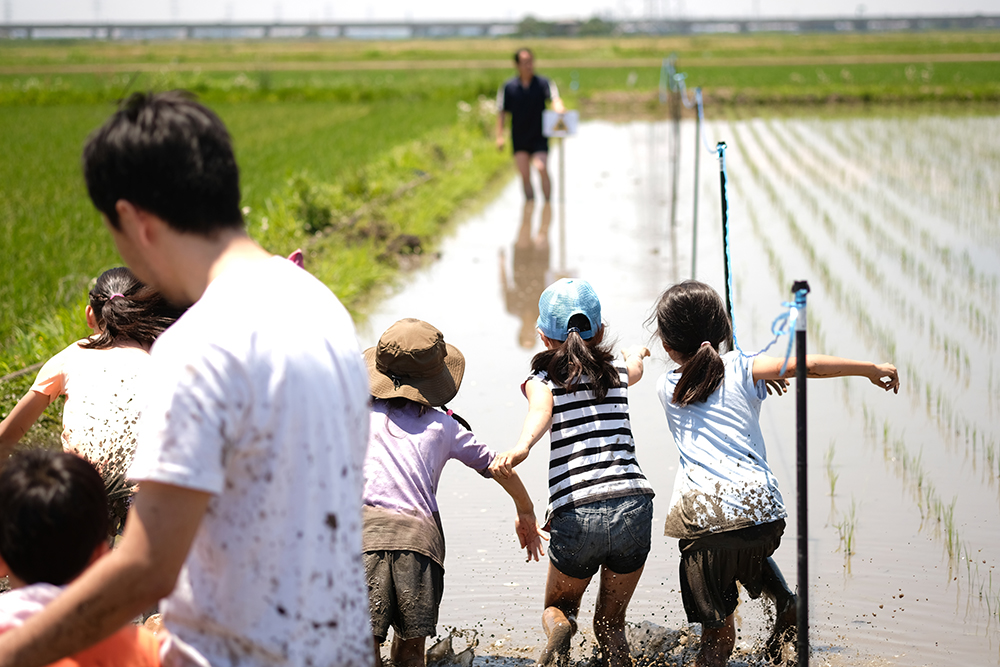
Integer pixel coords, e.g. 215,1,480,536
792,279,811,667
690,88,702,279
717,142,732,322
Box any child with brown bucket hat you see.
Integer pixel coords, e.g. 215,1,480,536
362,318,545,667
490,278,655,667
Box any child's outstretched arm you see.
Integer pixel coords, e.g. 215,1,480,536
753,354,899,393
621,345,650,386
492,469,546,562
489,379,553,479
0,391,51,459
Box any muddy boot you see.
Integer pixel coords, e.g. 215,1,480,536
761,557,797,664
538,613,577,667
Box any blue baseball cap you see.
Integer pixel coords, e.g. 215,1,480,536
536,278,602,341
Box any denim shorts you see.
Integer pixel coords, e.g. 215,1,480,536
548,494,653,579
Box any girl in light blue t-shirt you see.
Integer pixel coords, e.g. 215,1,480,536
650,280,899,667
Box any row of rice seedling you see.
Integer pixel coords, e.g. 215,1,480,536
849,117,1000,248
738,119,996,470
771,121,997,346
798,119,999,310
728,114,998,624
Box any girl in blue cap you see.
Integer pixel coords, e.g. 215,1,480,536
490,278,654,667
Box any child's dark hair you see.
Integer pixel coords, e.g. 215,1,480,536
82,90,243,235
379,397,473,432
81,267,185,350
650,281,733,407
0,449,109,585
532,314,619,401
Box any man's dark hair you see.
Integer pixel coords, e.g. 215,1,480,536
514,48,533,64
82,90,243,235
0,449,109,585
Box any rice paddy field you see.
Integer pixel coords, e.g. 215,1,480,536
0,30,999,663
355,110,1000,666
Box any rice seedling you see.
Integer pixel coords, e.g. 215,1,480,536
835,497,859,556
825,441,840,498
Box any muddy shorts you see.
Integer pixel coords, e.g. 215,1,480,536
364,550,444,640
678,519,785,629
548,494,653,580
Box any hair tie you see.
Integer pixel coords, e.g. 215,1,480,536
108,293,125,301
567,326,580,335
700,341,712,348
446,409,453,416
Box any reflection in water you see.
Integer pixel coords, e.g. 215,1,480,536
500,201,555,348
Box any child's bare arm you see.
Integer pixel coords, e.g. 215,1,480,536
492,470,546,562
489,380,553,479
621,345,650,386
753,354,899,393
0,391,51,459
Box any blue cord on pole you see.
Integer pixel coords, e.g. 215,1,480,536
739,288,811,377
674,74,717,154
673,61,804,369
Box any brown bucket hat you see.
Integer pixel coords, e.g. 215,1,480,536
364,318,465,407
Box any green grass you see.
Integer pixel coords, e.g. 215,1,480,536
0,93,486,375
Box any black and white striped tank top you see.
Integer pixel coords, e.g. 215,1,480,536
531,361,654,523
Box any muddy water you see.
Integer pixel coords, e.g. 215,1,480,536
359,115,1000,666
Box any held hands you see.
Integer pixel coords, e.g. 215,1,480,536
869,363,900,393
515,512,547,562
490,446,530,480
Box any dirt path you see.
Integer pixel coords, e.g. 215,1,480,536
2,52,999,76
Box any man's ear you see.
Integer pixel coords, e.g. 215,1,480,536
114,200,157,247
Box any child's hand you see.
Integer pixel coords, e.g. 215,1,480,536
621,345,650,362
515,512,547,562
764,378,789,396
490,446,530,479
869,363,900,393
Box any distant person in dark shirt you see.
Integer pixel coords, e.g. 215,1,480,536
496,48,565,201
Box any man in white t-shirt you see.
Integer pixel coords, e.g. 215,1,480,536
0,91,374,667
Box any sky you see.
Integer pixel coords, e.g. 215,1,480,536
3,0,997,24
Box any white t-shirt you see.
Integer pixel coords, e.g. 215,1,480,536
129,256,372,667
657,351,786,539
30,340,149,479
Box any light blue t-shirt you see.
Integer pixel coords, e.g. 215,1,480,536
657,350,787,539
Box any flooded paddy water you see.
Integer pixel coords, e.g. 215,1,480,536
358,112,1000,666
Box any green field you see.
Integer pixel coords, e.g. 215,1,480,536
1,29,998,387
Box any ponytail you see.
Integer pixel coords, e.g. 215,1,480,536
531,322,619,401
441,405,472,432
650,281,732,407
671,342,725,407
81,267,184,350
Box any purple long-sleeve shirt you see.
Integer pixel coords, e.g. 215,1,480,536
362,399,495,566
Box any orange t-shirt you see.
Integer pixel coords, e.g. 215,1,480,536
48,625,160,667
0,584,161,667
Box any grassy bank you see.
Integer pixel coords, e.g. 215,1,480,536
0,92,508,440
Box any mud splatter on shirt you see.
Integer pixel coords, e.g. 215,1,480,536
129,257,373,667
657,351,786,539
30,340,149,495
